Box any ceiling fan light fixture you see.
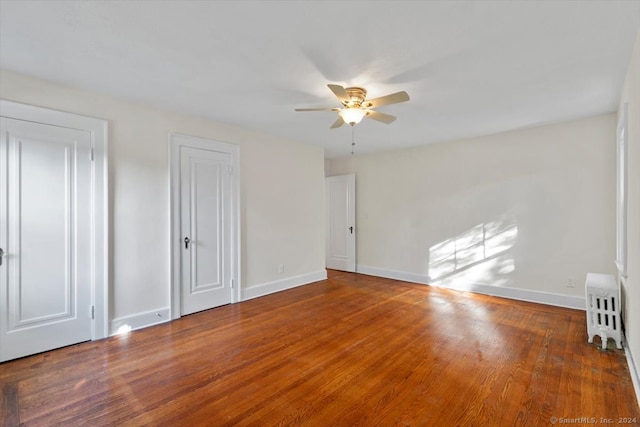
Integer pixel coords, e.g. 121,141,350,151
339,107,366,125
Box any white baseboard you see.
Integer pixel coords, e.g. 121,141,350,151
242,270,327,301
441,281,586,310
624,339,640,409
109,307,171,336
357,265,431,285
357,264,585,310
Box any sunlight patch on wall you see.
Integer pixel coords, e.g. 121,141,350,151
428,216,518,287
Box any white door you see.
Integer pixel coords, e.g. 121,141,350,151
175,138,235,315
326,174,356,272
0,117,92,362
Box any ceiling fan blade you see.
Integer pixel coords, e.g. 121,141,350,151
363,91,410,108
327,84,350,104
295,107,340,112
330,117,345,129
366,110,397,124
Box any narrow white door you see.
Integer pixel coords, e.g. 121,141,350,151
326,174,356,272
0,117,92,362
179,144,233,315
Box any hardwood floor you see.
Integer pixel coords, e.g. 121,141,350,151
1,270,638,426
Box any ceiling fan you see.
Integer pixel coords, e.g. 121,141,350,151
295,84,410,128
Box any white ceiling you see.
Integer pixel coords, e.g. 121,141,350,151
1,1,639,158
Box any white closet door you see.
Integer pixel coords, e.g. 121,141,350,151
0,117,92,362
179,145,233,315
326,174,356,272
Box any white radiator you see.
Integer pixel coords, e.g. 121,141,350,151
585,273,622,350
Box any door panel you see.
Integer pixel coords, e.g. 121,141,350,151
180,146,232,315
16,135,72,323
0,117,92,362
326,174,356,272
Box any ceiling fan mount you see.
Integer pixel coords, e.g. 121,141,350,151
295,84,410,128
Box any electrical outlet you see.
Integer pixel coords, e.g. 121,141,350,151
566,277,575,288
278,264,284,274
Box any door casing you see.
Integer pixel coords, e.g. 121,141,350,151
169,133,240,319
0,99,109,342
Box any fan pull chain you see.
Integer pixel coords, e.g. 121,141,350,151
351,125,356,155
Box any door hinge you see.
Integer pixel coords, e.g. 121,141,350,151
230,279,234,288
89,148,95,161
228,165,233,175
90,305,95,319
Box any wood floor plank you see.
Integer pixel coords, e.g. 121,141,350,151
1,270,638,426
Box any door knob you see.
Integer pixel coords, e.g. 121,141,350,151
184,237,190,249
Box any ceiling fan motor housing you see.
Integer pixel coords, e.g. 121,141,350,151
345,87,367,107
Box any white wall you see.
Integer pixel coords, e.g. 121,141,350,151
0,69,326,325
618,30,640,399
326,114,616,305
